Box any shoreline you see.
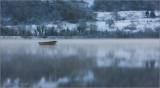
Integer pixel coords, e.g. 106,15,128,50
0,36,159,40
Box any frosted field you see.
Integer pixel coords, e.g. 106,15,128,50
1,39,160,87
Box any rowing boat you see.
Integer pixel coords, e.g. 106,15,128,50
38,41,57,45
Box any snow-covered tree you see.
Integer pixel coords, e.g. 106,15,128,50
36,25,47,37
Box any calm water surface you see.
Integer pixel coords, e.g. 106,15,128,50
1,39,160,87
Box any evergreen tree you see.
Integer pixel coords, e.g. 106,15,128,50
150,10,156,18
77,21,87,33
145,10,149,18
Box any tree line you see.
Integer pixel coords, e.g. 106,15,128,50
1,25,159,38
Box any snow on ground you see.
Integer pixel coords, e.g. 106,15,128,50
94,11,160,31
95,11,160,21
4,11,160,33
59,22,77,30
95,21,108,31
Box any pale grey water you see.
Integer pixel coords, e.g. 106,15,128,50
1,39,160,87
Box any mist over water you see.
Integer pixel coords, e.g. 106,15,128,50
1,39,159,87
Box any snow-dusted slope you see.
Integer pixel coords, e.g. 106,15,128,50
94,11,160,32
95,11,160,21
4,11,160,33
92,18,160,32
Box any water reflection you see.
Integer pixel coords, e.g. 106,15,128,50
1,39,159,87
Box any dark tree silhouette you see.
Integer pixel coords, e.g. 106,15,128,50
150,10,156,18
145,10,149,18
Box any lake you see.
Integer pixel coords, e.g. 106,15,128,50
1,39,159,87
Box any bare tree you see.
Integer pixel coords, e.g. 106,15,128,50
36,25,47,37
